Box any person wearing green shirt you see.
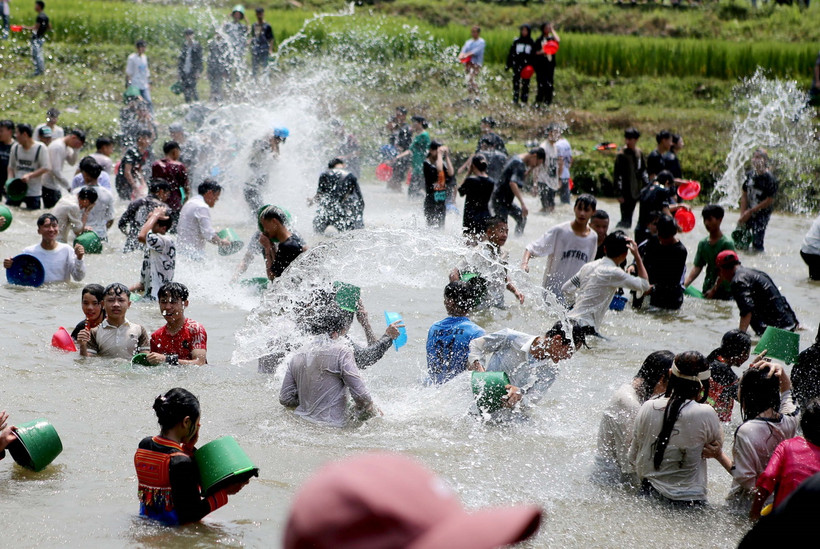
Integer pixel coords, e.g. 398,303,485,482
392,115,430,198
684,204,735,299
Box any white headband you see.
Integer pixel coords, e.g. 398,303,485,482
671,363,711,382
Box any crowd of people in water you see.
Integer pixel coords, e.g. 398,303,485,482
3,4,820,541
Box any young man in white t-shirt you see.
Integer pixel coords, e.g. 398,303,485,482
52,186,97,243
126,40,151,108
131,207,175,300
521,194,598,303
536,124,564,213
2,213,85,283
43,129,85,208
6,123,51,210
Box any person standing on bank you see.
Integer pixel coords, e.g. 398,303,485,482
177,29,203,103
613,128,649,229
25,1,50,76
506,24,534,105
458,25,485,103
533,22,560,107
250,7,275,80
126,40,152,110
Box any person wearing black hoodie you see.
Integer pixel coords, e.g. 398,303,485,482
506,24,534,105
533,22,560,107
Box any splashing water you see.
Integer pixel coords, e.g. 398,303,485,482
713,69,817,211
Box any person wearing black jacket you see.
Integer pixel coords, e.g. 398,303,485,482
533,22,560,107
613,127,649,229
506,24,534,105
178,29,203,103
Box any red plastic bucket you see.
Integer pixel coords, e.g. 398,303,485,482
521,65,535,79
51,327,77,352
543,40,559,55
677,180,701,201
376,163,393,182
675,209,696,232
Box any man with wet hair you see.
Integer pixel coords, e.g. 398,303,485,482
43,129,85,207
78,283,149,359
0,119,15,201
176,179,230,258
147,282,207,366
613,128,649,229
151,140,189,227
646,130,672,181
426,281,486,384
258,204,307,280
493,147,544,236
590,209,610,260
6,123,51,209
3,213,85,283
52,185,97,243
309,158,364,234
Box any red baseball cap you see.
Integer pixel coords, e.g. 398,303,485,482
283,452,543,549
716,250,740,269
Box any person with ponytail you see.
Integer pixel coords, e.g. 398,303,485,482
724,361,799,512
134,388,248,525
594,350,672,483
628,351,722,506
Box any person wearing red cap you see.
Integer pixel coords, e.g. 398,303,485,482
283,452,542,549
716,250,799,335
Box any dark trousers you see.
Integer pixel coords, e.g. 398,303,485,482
535,64,555,105
802,250,820,280
513,74,530,104
180,74,198,102
251,52,269,77
7,195,41,209
42,187,61,208
747,213,771,252
538,182,556,210
618,195,638,228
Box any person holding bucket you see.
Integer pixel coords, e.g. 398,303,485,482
147,283,207,366
468,320,588,411
0,410,17,461
135,388,248,525
3,213,85,283
458,25,485,102
6,123,51,210
506,24,534,105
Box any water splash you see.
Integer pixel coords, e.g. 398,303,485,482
713,69,816,212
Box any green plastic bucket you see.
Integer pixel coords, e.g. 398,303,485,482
217,228,244,256
195,436,259,496
754,326,800,364
8,418,63,472
240,277,269,290
460,271,488,307
684,285,704,299
471,371,511,413
5,178,27,201
0,204,12,231
74,230,103,254
333,281,360,312
131,353,153,366
732,227,752,251
170,81,183,95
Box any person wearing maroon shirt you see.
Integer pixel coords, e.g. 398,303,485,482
151,141,189,228
147,282,207,366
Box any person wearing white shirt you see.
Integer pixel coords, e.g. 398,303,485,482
3,213,85,283
561,231,650,332
33,108,64,143
535,126,563,213
52,186,97,243
176,179,229,258
521,194,597,303
555,136,573,205
43,130,85,208
126,40,151,108
801,213,820,280
6,123,51,209
458,25,486,101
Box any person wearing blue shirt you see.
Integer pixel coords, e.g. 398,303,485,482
426,281,485,384
458,26,486,102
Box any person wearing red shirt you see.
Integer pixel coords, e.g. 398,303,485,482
151,141,189,227
147,282,207,366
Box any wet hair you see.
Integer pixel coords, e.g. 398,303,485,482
707,329,752,364
702,204,725,220
738,367,781,422
68,129,86,144
79,156,102,179
792,335,820,410
328,158,344,169
429,140,442,151
653,351,710,470
656,170,674,186
802,398,820,446
624,127,640,139
411,115,428,129
519,23,531,33
163,141,180,155
77,186,98,204
603,230,628,259
592,210,609,221
198,179,222,195
656,214,678,239
103,282,131,298
156,216,173,229
647,210,663,226
0,120,14,131
260,204,287,225
478,135,496,148
443,280,475,314
81,283,105,301
149,179,172,194
575,194,597,211
157,282,189,302
153,388,200,431
136,39,146,49
37,213,58,227
655,130,672,144
16,123,33,138
545,320,593,350
95,136,113,150
529,147,546,160
299,289,354,335
484,216,507,232
137,129,153,139
634,350,674,402
471,154,488,172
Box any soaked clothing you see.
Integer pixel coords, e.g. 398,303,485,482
693,235,735,298
481,149,508,183
150,318,207,361
742,170,778,251
458,175,494,235
426,316,485,384
457,243,510,310
640,238,687,310
347,334,393,370
271,233,306,278
729,266,798,335
757,436,820,509
475,132,506,155
313,168,364,233
140,232,175,300
635,184,675,244
793,343,820,409
119,193,168,253
595,383,641,481
408,131,431,196
423,160,447,228
151,159,188,214
646,149,668,178
525,221,597,301
21,242,85,283
613,147,649,227
727,391,799,511
134,435,229,525
707,359,738,422
115,147,145,201
87,318,149,359
493,156,526,214
279,335,374,428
